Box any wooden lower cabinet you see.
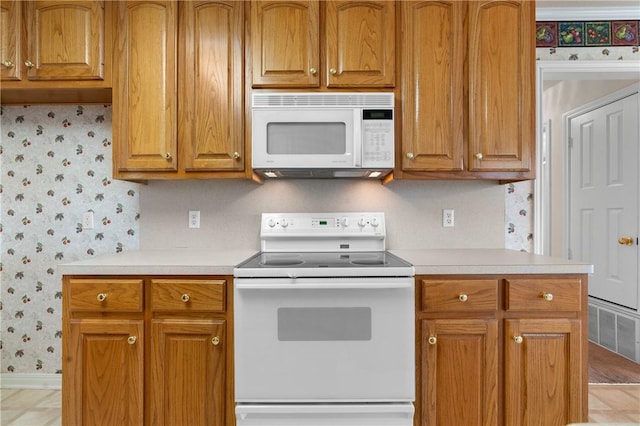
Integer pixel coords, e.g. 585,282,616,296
67,319,144,425
421,319,498,426
62,276,233,426
149,319,226,426
416,275,588,426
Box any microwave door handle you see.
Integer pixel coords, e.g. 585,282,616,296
353,110,361,167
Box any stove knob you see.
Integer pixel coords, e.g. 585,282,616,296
341,217,350,227
358,218,367,228
280,218,288,228
371,218,379,228
267,218,276,228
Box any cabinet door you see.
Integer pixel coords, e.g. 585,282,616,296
325,0,395,87
113,0,178,172
24,1,105,80
468,0,534,172
420,319,498,426
150,319,227,426
0,0,21,81
66,319,144,426
179,1,244,172
400,1,464,172
505,319,585,426
250,0,319,87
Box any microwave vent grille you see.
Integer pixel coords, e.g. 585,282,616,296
253,93,394,108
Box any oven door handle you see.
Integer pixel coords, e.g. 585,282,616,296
235,281,413,290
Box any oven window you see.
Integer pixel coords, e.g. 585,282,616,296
277,307,371,341
267,122,346,155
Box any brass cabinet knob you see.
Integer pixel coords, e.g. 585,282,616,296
428,336,437,345
475,153,483,160
127,336,137,345
513,335,523,344
97,293,107,302
618,236,634,246
2,60,14,68
212,336,220,345
329,68,337,75
181,294,190,303
406,152,414,160
542,292,553,301
309,67,317,75
24,59,34,68
458,294,468,302
164,152,172,160
232,152,241,160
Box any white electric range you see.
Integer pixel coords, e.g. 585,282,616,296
234,212,415,425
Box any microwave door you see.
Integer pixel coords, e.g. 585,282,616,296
252,109,357,169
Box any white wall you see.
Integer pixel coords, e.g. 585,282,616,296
543,79,638,257
139,179,506,251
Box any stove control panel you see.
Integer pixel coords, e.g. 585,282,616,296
262,212,386,235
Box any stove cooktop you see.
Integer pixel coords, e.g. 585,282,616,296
234,251,414,278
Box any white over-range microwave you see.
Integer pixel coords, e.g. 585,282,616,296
251,92,395,179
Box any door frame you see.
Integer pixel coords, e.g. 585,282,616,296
534,60,640,255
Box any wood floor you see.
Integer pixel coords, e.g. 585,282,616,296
1,385,640,425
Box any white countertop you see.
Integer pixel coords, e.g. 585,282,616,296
389,249,593,275
57,249,257,276
58,248,593,276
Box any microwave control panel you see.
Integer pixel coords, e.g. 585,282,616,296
362,109,394,168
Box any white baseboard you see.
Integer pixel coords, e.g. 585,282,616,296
0,373,61,389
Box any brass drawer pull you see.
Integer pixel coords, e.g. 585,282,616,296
513,335,523,344
212,336,220,345
542,292,553,301
127,336,137,345
24,59,34,68
181,294,190,303
618,236,634,245
428,336,437,345
458,294,468,302
97,293,107,302
2,60,14,68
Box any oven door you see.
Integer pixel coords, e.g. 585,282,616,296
251,108,360,169
234,277,415,402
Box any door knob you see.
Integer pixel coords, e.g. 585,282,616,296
618,236,635,245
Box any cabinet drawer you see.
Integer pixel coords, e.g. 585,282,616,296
68,279,144,312
505,278,582,311
421,279,498,312
151,279,226,312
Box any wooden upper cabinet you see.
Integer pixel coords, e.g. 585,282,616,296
399,0,535,180
0,0,21,81
2,0,105,82
250,0,395,88
179,1,244,172
1,0,111,103
468,0,534,173
400,0,465,172
325,0,395,87
112,0,178,173
250,0,319,87
26,1,105,80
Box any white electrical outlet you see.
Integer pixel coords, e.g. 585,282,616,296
443,209,454,227
82,211,94,229
189,210,200,228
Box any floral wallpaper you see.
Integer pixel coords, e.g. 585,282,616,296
0,105,141,375
504,181,534,253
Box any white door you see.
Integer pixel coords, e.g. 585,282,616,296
569,92,639,309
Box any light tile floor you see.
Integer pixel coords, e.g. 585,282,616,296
1,385,639,425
